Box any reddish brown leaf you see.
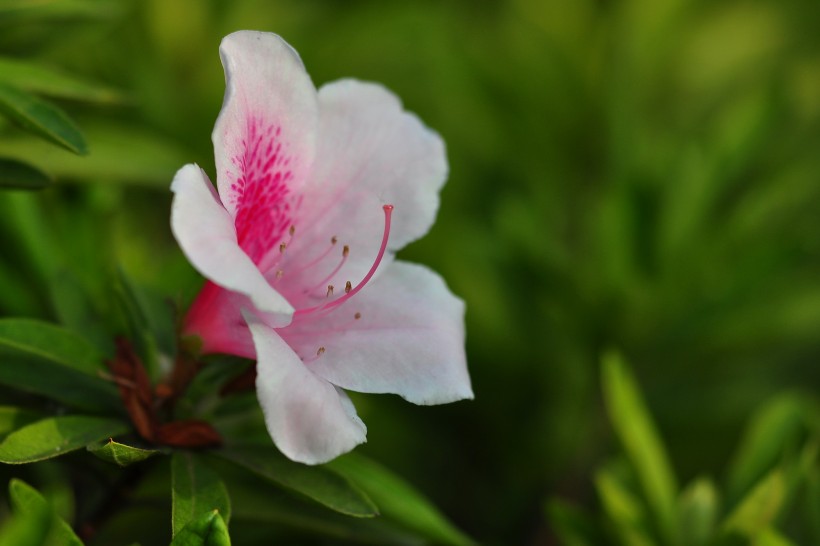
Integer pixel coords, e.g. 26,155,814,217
155,420,222,448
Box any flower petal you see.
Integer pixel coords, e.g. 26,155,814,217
245,311,367,465
171,164,293,327
214,31,319,267
274,80,447,300
279,261,473,405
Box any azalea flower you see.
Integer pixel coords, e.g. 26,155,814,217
170,31,472,465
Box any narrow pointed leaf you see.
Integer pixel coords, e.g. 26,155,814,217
87,438,160,467
601,351,678,542
726,394,805,504
0,158,51,189
678,478,719,546
9,479,82,546
172,452,231,537
216,446,378,517
169,510,231,546
0,415,127,463
722,469,785,538
594,467,655,546
0,83,87,154
328,453,473,545
0,57,124,103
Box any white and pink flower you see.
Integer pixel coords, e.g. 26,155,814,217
170,31,472,464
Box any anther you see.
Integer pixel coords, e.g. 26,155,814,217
331,236,338,245
343,245,350,257
279,242,287,253
289,225,295,236
317,347,326,356
354,312,361,320
326,285,334,297
275,269,284,280
345,281,352,293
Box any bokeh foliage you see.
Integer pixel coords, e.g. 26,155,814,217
1,0,819,544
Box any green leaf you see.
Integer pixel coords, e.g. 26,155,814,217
0,158,51,189
0,121,192,186
169,510,231,546
0,406,42,439
545,499,600,546
678,477,719,546
9,479,83,546
0,318,106,375
0,483,50,546
216,446,378,518
0,83,87,154
722,469,785,538
328,453,474,545
172,452,231,537
0,415,127,463
601,351,678,542
755,528,797,546
87,438,160,467
594,466,655,546
0,0,125,23
0,57,124,103
0,318,120,411
726,394,805,504
114,268,161,379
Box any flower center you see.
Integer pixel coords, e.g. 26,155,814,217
294,204,393,318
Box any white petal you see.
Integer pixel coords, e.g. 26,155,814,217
274,80,447,301
279,261,472,405
245,311,367,465
171,164,293,327
214,31,319,267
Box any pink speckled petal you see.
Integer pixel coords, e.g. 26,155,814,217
279,261,472,405
273,80,447,301
244,311,367,464
171,164,293,328
214,31,319,267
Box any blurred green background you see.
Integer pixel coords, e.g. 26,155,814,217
1,0,820,543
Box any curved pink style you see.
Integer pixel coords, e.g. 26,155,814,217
171,31,472,464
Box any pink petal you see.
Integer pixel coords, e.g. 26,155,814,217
245,311,367,465
214,31,319,268
279,261,473,405
272,80,447,303
171,164,293,327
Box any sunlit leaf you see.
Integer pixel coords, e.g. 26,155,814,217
328,452,473,545
726,394,806,504
0,415,127,463
0,121,192,186
678,477,719,546
0,158,50,189
216,446,378,517
0,57,125,103
722,469,785,538
169,510,231,546
0,83,87,154
594,466,655,546
87,438,160,467
601,352,678,541
8,479,82,546
172,452,231,537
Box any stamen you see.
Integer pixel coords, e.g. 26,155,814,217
275,269,284,280
279,242,287,253
303,244,349,295
345,281,352,293
286,235,339,279
354,312,361,320
326,285,334,297
317,346,325,356
296,205,393,317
